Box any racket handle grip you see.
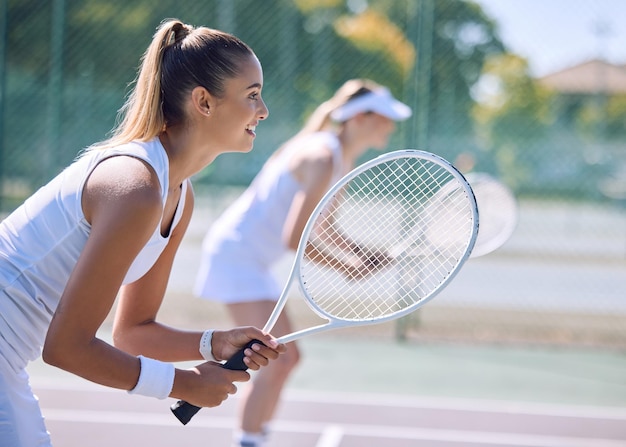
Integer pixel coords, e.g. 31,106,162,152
170,400,201,425
170,339,264,425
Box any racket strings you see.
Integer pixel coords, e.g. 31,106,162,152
300,157,476,321
422,189,475,251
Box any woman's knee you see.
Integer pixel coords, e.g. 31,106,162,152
274,342,301,373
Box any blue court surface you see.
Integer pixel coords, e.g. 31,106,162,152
29,335,626,447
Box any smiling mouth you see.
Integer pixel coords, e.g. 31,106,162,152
245,125,256,136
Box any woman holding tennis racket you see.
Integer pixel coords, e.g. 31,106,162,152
194,79,411,447
0,19,286,446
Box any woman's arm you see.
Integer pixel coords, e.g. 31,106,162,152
112,181,281,365
43,155,167,390
42,157,281,407
111,179,199,362
282,146,335,250
283,147,391,278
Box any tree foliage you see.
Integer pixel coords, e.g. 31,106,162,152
472,54,555,187
4,0,506,187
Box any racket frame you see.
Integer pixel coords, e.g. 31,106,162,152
264,149,479,343
462,172,518,257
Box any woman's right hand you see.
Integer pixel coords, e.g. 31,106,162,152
345,248,393,280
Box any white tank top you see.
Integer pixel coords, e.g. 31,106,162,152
0,138,188,372
203,132,343,266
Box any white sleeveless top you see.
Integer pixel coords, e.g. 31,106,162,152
195,132,343,302
0,138,188,372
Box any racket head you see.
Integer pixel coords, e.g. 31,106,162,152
292,150,478,328
463,172,518,257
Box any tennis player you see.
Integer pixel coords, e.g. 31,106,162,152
0,19,286,446
194,79,411,447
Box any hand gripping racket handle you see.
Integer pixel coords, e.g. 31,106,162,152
170,339,262,425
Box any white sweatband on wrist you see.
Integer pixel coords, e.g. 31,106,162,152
199,329,218,362
127,355,175,400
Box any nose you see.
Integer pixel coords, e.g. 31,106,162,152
258,98,269,121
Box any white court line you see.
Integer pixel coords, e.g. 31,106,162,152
32,378,626,421
31,377,626,423
315,424,344,447
42,408,626,447
282,389,626,421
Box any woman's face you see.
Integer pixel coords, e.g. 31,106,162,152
209,55,269,153
359,113,396,149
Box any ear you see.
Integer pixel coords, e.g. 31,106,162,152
190,86,214,117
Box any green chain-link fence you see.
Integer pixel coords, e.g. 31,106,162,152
2,0,625,348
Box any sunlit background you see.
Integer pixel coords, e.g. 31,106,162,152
1,0,625,349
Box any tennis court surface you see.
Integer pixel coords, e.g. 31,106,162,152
28,198,626,446
29,336,626,447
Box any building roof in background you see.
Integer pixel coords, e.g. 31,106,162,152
537,59,626,94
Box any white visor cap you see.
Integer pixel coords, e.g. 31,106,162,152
330,87,412,122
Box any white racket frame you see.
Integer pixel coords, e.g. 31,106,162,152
462,172,518,257
263,150,479,343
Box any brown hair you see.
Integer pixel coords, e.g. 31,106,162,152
297,78,383,136
267,79,383,160
92,19,255,150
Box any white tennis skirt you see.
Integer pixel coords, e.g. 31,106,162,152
193,251,282,304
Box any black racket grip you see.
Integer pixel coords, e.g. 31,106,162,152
170,339,264,425
170,400,201,425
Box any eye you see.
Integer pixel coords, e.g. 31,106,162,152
249,91,260,100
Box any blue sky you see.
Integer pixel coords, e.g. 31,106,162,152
473,0,626,76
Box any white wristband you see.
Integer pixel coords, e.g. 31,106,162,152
199,329,218,362
127,355,175,400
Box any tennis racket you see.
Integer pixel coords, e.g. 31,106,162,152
171,149,479,424
462,172,517,257
389,171,517,259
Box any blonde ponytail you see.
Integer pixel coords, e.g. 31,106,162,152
91,19,254,151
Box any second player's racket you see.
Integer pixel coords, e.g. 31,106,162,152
389,171,517,259
171,149,479,424
462,172,517,257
